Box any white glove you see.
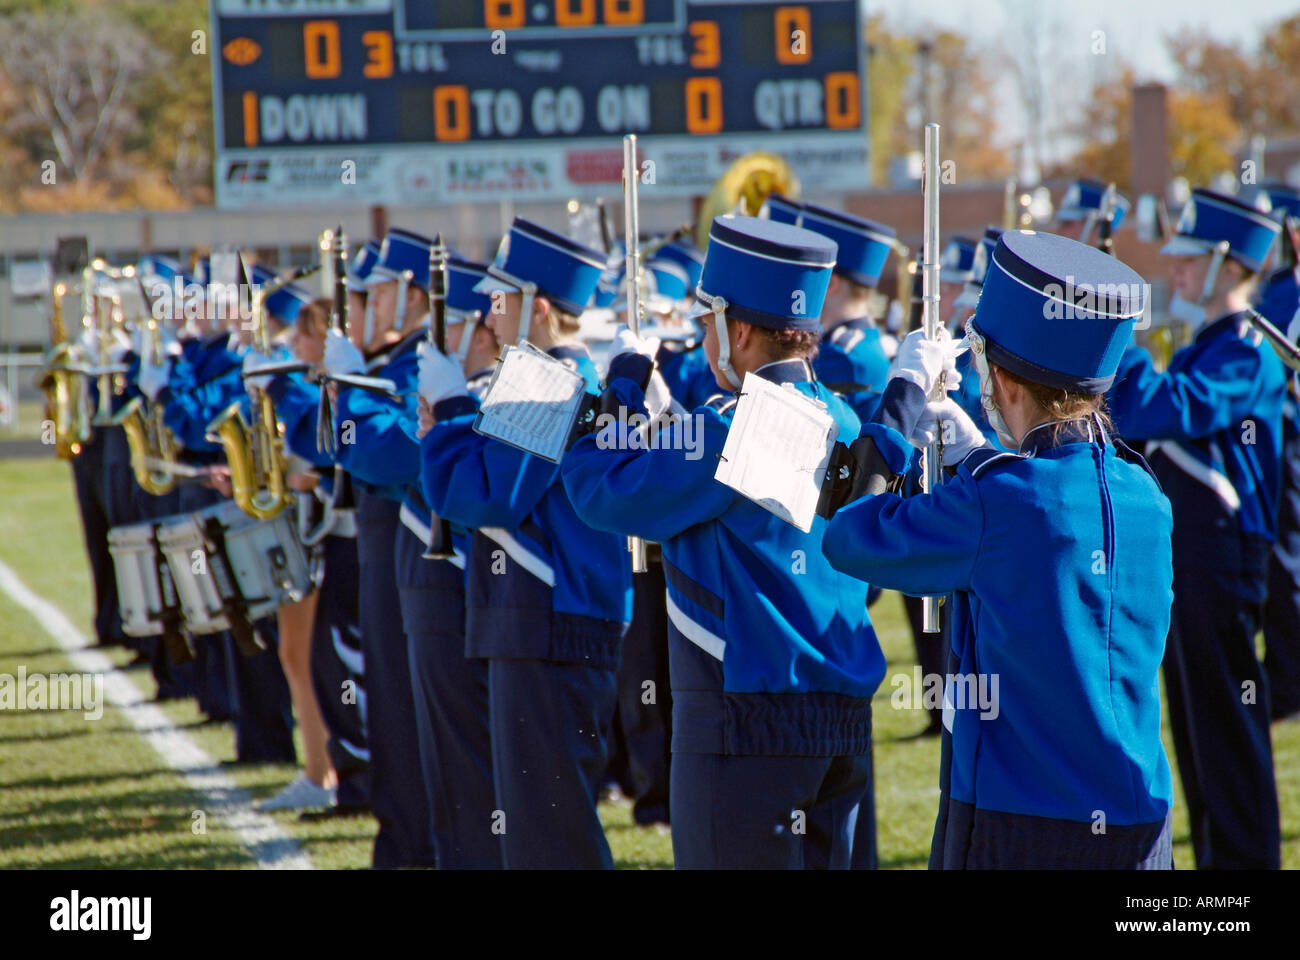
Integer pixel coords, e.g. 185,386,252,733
609,325,661,363
109,327,133,364
138,354,170,401
890,328,961,398
417,340,468,406
243,351,275,393
908,397,987,466
323,329,365,376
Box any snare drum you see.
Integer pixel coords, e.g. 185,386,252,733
107,521,164,637
157,501,313,635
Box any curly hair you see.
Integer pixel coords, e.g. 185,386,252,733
745,323,821,362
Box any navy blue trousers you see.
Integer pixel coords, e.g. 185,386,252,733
228,616,297,763
395,523,499,869
311,533,370,809
70,428,122,647
930,795,1173,869
609,562,672,826
1264,415,1300,720
355,490,436,868
1164,541,1281,869
671,752,872,869
488,657,617,868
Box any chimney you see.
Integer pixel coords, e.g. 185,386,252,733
1131,84,1169,197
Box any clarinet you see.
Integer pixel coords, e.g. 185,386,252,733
317,226,348,456
421,234,456,560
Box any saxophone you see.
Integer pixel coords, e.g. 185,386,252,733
38,281,92,459
116,295,184,495
205,260,315,520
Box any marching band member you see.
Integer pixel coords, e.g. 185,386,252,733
1255,182,1300,723
323,227,438,867
651,240,718,412
822,230,1174,869
419,218,633,868
141,269,297,765
249,290,372,817
1109,187,1286,869
1052,178,1130,243
563,215,883,869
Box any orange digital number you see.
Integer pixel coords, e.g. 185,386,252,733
242,91,258,147
361,30,393,79
825,72,860,129
557,0,596,26
434,85,470,141
484,0,525,29
775,6,811,65
603,0,643,25
688,21,719,68
684,77,723,135
303,20,341,79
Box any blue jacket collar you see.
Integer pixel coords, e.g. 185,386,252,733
823,316,875,339
1019,415,1108,456
754,357,814,385
1195,310,1250,345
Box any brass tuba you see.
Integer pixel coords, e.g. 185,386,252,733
695,151,800,250
206,258,316,519
39,281,92,459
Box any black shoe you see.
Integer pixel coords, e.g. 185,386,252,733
299,804,371,822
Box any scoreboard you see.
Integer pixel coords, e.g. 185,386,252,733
211,0,866,209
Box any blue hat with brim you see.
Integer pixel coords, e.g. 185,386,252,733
647,257,691,302
251,265,312,324
369,228,433,292
1262,181,1300,221
763,194,804,226
954,226,1005,310
691,215,836,332
1161,187,1281,273
446,256,493,321
653,240,705,291
971,230,1147,394
798,203,896,288
1056,178,1130,229
940,236,978,285
347,240,381,293
473,217,606,316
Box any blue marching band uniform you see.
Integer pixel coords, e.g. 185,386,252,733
56,163,1300,869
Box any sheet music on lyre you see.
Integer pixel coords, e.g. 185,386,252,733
715,372,839,533
473,342,588,462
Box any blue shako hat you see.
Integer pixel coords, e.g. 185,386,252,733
694,215,836,389
371,228,433,291
347,239,382,293
939,236,978,284
445,256,493,320
797,203,896,288
695,215,837,333
953,226,1004,310
251,265,312,324
474,216,606,317
653,239,705,291
970,230,1147,394
763,194,803,225
1057,178,1131,229
1161,187,1281,273
1260,181,1300,220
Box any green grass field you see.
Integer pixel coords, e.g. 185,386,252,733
0,454,1297,869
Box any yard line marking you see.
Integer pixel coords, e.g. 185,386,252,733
0,557,313,870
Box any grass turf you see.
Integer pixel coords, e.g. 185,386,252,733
0,454,1296,868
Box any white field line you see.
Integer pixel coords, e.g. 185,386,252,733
0,557,313,870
